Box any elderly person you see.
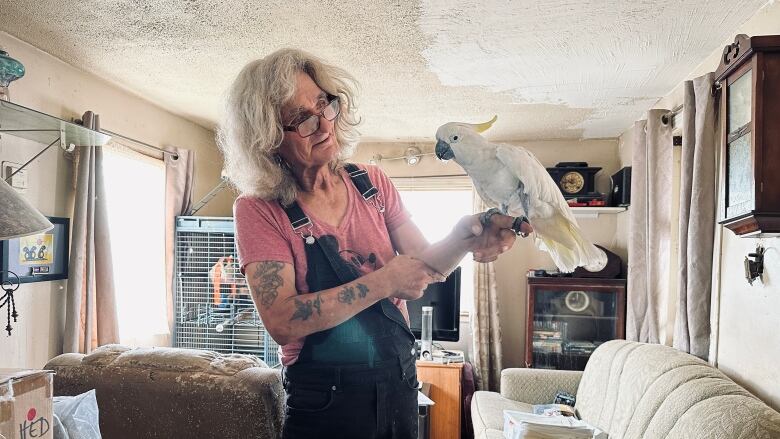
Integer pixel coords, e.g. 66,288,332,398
219,48,529,439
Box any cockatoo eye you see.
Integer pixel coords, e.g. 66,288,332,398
450,135,459,143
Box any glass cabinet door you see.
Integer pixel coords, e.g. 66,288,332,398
725,69,753,218
531,288,618,370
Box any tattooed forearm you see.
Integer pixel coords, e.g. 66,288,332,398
288,294,323,322
338,286,356,304
252,261,283,308
338,283,369,304
290,298,313,321
313,294,322,316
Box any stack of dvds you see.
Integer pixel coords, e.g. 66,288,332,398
532,321,566,368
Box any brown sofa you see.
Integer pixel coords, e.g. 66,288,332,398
45,344,284,439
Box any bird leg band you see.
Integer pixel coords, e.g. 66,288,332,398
511,216,531,237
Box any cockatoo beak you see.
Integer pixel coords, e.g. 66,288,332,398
435,140,454,160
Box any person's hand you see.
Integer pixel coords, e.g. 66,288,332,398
452,213,533,263
382,255,445,301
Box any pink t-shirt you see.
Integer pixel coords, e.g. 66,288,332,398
234,164,411,366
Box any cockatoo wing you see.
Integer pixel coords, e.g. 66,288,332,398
494,144,607,273
494,144,576,222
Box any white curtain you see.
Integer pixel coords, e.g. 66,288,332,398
64,111,119,353
673,73,717,360
626,110,673,344
471,193,503,391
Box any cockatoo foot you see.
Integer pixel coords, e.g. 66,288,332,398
479,209,531,237
479,208,503,229
511,216,531,237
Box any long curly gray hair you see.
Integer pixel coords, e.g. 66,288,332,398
218,48,360,205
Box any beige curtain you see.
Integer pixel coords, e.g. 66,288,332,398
164,148,195,342
626,110,673,344
673,73,717,359
471,193,503,391
64,111,119,353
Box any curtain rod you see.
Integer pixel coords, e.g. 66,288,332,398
100,128,179,160
661,104,683,125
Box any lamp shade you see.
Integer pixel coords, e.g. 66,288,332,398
0,178,52,240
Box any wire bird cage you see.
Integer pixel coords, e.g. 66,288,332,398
174,216,279,367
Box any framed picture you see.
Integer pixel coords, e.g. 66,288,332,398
1,216,70,284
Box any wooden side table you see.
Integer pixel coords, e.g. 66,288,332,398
416,361,463,439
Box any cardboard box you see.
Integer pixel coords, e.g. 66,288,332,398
0,369,54,439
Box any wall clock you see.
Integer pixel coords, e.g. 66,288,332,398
714,34,780,236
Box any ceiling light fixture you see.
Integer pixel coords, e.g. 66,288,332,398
369,146,432,167
404,146,422,166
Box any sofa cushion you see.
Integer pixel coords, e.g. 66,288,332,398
471,390,532,439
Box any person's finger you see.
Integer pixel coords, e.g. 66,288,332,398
488,213,517,229
519,221,534,236
499,229,516,247
469,214,483,236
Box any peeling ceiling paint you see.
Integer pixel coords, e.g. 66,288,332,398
0,0,770,141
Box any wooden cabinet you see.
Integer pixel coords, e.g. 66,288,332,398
525,276,626,370
416,361,462,439
714,34,780,237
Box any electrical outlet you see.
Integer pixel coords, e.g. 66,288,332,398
2,161,28,190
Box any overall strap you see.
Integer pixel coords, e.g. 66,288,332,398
279,163,384,284
282,201,359,284
343,163,378,201
280,163,383,234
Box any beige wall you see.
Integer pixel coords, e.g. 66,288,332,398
353,139,622,368
616,1,780,411
0,32,230,368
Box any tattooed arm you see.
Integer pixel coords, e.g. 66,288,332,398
244,256,442,345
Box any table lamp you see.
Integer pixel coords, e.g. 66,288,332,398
0,177,53,335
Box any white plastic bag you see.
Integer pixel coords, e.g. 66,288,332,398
52,389,101,439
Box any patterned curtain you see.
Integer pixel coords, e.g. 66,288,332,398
471,192,503,391
673,73,717,360
626,110,673,344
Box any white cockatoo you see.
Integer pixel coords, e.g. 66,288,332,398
434,116,607,273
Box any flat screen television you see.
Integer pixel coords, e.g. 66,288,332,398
407,266,461,342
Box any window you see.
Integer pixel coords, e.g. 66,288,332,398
398,188,474,315
103,145,168,346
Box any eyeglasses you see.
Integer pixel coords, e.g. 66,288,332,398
283,96,341,138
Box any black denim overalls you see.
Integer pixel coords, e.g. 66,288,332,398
281,164,419,439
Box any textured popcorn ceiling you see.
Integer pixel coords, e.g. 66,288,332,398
0,0,769,141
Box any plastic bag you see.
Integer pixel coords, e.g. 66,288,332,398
52,389,102,439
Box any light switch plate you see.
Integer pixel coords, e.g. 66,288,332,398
2,161,28,190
